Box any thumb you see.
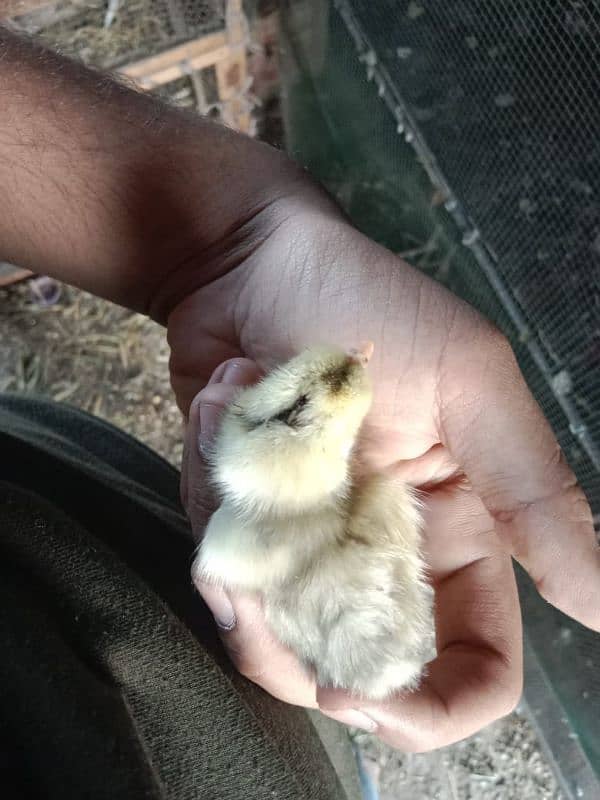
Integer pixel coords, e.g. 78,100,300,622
181,358,262,538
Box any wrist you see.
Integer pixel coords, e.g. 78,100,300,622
0,26,315,317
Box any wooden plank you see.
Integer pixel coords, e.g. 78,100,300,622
220,0,252,133
215,48,251,134
235,111,252,135
187,67,208,114
122,45,231,90
119,31,227,82
215,52,245,101
225,0,244,43
115,3,252,132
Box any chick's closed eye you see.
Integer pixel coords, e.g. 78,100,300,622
270,393,309,426
211,345,373,512
233,392,310,430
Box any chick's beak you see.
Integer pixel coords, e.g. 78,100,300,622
347,341,374,368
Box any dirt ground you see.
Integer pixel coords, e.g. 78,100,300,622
0,281,183,465
355,710,564,800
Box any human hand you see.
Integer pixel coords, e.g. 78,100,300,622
174,199,599,751
0,27,592,748
176,213,599,750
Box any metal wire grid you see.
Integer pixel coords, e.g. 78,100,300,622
328,0,600,509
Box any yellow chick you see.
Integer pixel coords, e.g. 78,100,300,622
193,344,433,700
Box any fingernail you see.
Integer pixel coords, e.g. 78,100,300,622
208,360,256,387
199,403,220,452
320,708,378,733
197,582,237,631
207,362,229,385
221,361,258,385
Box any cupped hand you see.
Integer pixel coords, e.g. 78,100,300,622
172,193,599,751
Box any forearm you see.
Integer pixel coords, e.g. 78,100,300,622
0,27,298,319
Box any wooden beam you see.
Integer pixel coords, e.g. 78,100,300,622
215,49,251,134
121,46,232,90
184,64,209,114
225,0,244,43
119,31,228,88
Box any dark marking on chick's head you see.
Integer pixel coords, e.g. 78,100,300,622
322,360,354,394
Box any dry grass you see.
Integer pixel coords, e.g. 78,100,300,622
0,281,183,466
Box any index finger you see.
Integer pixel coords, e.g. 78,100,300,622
439,329,600,630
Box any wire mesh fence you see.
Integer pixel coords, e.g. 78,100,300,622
342,0,600,499
279,0,600,793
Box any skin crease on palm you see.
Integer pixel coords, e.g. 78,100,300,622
174,211,600,753
0,27,598,756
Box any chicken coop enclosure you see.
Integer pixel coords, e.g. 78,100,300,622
0,0,252,130
278,0,600,796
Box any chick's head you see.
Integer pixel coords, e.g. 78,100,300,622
211,345,373,515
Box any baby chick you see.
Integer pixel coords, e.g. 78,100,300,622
193,344,433,700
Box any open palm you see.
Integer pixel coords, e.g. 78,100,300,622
170,199,599,751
